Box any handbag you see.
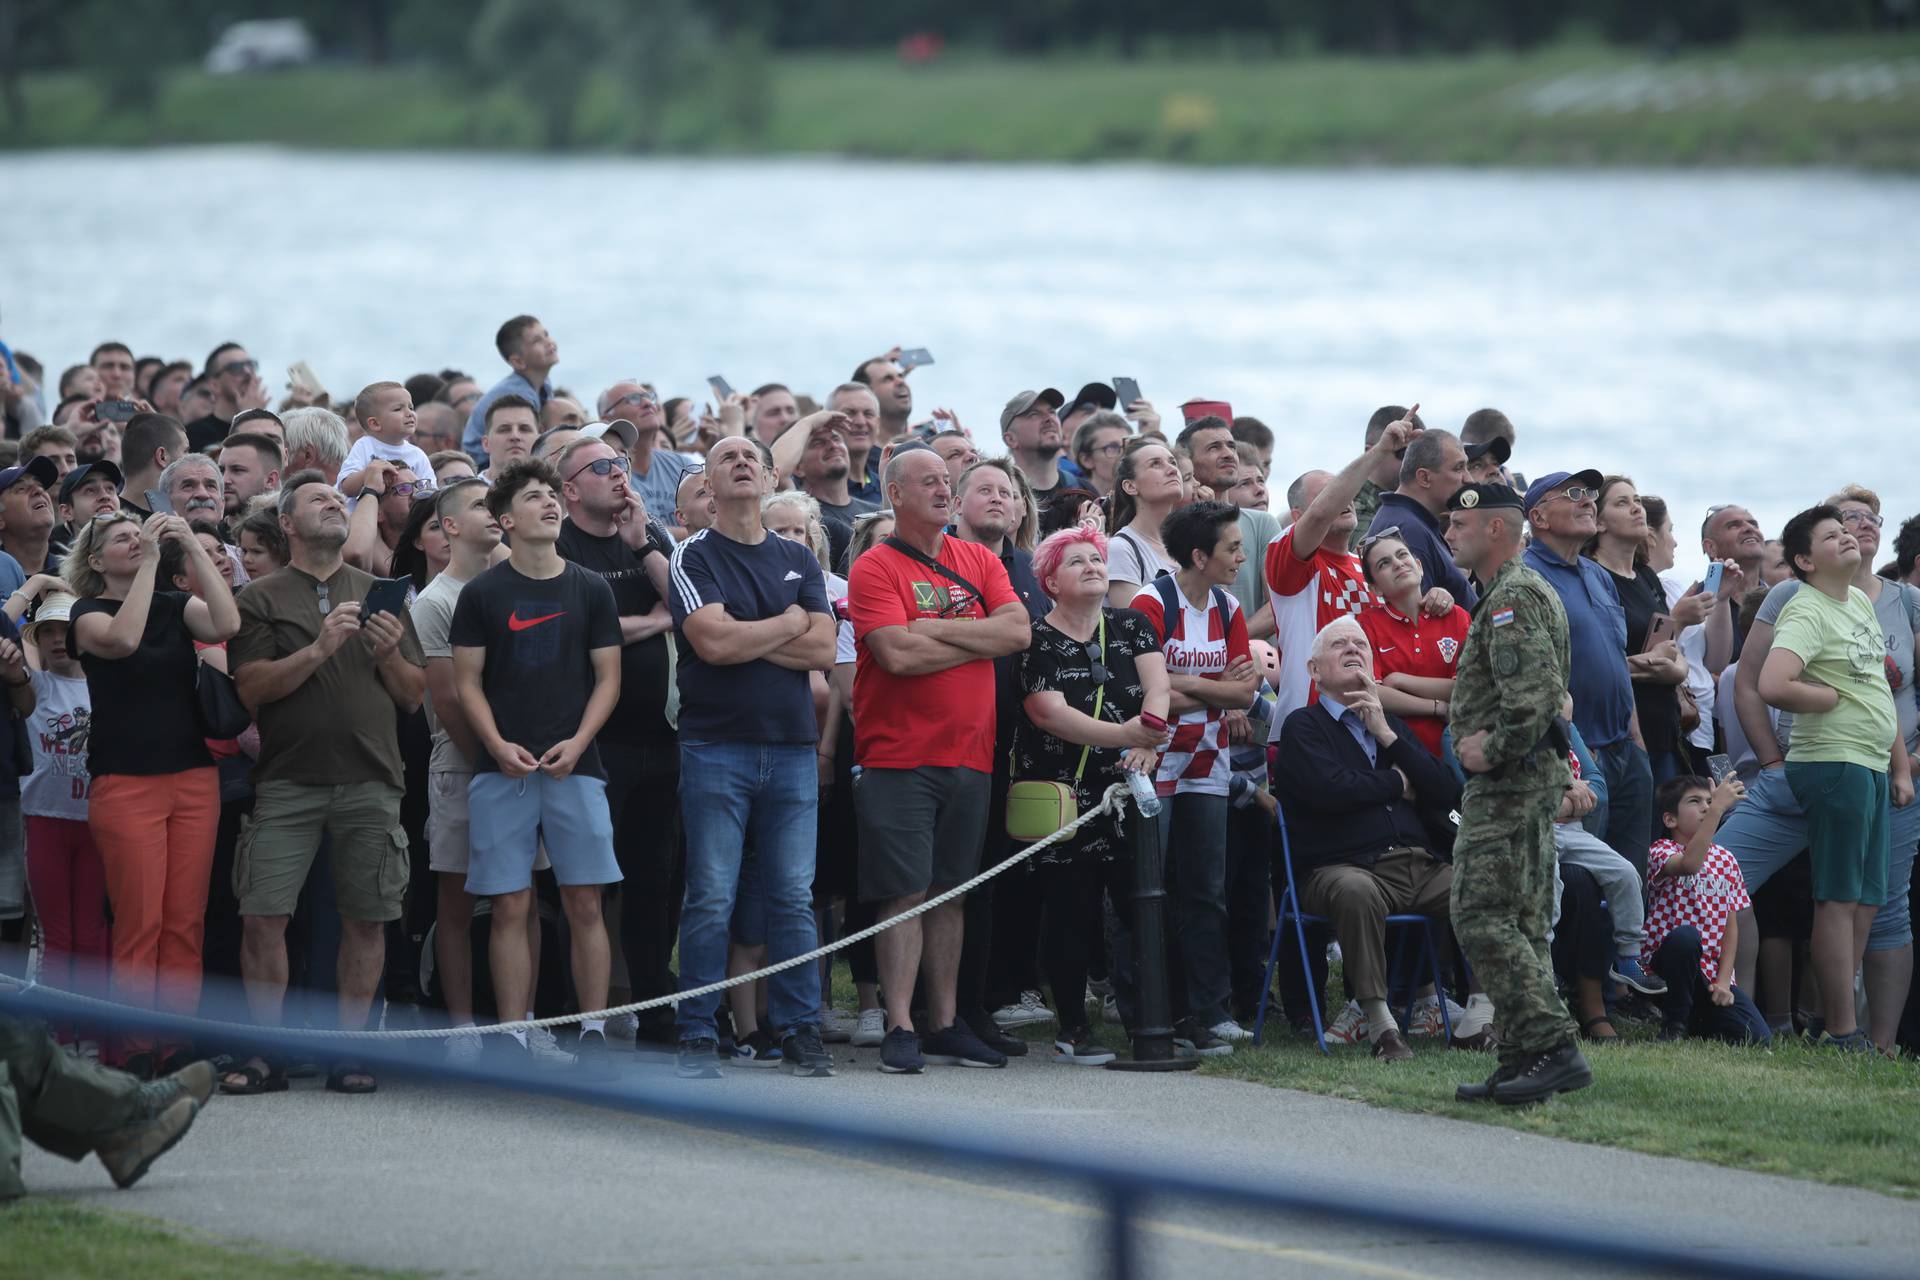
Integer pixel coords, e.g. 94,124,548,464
196,654,252,740
1006,614,1105,841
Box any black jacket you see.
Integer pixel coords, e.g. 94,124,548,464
1273,700,1462,876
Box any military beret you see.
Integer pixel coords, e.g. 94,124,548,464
1446,481,1526,514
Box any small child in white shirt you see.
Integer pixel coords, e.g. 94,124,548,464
340,381,434,499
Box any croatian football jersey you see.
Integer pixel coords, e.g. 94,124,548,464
1642,838,1752,982
1265,526,1376,741
1132,580,1249,798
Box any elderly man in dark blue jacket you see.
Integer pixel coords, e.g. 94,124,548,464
1274,616,1464,1060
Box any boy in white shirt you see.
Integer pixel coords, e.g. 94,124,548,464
340,381,434,499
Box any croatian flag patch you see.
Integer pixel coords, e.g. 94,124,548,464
1491,608,1514,628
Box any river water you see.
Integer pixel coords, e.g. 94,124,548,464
5,149,1916,570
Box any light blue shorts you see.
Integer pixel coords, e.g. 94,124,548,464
465,772,620,896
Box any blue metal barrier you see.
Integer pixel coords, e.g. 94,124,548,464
0,983,1887,1280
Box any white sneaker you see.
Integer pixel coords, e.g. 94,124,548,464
1408,997,1445,1038
445,1033,483,1065
606,1012,640,1042
1102,994,1123,1025
992,990,1053,1028
1209,1019,1253,1043
820,1009,858,1044
525,1024,576,1067
851,1008,886,1048
1323,1001,1369,1046
1452,993,1495,1038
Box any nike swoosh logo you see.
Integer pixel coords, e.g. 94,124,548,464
1375,646,1394,653
508,610,565,632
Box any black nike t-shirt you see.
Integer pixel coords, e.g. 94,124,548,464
448,559,622,779
555,519,674,749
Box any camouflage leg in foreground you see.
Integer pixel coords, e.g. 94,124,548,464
1449,784,1577,1066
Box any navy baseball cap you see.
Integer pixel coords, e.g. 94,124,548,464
1446,482,1526,514
0,456,59,497
1523,469,1604,514
1062,382,1117,418
1464,437,1511,466
58,459,124,505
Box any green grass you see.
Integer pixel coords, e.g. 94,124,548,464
0,1200,420,1280
1199,1019,1920,1198
6,35,1920,166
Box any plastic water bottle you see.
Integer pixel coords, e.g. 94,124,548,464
1125,770,1161,818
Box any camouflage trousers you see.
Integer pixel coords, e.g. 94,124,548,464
1,1009,145,1199
1449,780,1577,1064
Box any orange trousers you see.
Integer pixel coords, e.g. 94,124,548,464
89,767,220,1052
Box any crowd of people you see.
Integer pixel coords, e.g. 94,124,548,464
0,315,1915,1109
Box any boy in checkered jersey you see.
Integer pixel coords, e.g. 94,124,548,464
1643,775,1772,1045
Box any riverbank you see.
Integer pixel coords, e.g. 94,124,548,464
8,35,1918,166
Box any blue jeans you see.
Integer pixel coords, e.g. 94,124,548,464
675,742,820,1043
1584,739,1654,880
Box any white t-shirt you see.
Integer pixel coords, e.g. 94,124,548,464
1662,571,1717,751
1106,528,1177,592
23,669,91,820
341,436,435,500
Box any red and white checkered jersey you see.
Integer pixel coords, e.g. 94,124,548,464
1132,580,1249,798
1642,838,1751,982
1264,526,1377,741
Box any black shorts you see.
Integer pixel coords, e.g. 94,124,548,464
855,765,990,902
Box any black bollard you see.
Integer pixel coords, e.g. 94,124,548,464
1106,798,1198,1073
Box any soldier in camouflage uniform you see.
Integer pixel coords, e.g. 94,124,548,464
1441,482,1592,1106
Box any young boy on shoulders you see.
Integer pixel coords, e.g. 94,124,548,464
340,381,434,499
1643,774,1770,1046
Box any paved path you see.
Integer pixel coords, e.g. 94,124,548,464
26,1039,1916,1279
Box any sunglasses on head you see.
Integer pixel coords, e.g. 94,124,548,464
568,455,631,482
1356,525,1403,556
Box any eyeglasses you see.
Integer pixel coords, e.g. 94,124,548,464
1840,509,1884,529
392,480,435,498
568,456,632,482
450,391,481,411
1083,642,1111,686
1087,442,1125,457
1548,486,1596,505
604,391,659,415
1356,525,1403,556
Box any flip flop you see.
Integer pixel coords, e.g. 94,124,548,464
218,1057,289,1095
325,1061,378,1094
1580,1016,1620,1043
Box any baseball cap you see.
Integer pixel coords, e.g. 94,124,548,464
999,389,1064,434
581,419,639,451
1062,382,1116,418
1522,469,1604,514
0,457,59,497
1464,437,1512,467
58,459,125,505
1446,482,1527,514
23,590,77,647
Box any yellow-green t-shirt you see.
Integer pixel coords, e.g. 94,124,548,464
1771,584,1898,771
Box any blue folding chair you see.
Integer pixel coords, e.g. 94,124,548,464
1251,804,1455,1052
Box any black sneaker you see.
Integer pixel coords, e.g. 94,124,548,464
1051,1027,1118,1066
1454,1061,1520,1102
781,1028,835,1078
963,1008,1029,1058
1173,1018,1233,1058
1657,1021,1689,1043
677,1037,722,1079
878,1026,924,1074
1493,1042,1593,1106
727,1027,784,1068
922,1021,1008,1068
575,1029,615,1077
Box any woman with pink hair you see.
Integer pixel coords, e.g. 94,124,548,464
1012,526,1172,1065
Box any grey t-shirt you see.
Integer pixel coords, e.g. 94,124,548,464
1757,577,1920,756
1233,506,1282,621
410,569,472,775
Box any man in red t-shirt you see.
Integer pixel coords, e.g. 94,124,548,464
848,446,1031,1075
1265,411,1417,739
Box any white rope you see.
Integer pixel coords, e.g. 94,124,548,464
1,783,1136,1042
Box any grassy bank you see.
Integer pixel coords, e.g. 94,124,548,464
7,35,1920,166
0,1200,417,1280
1199,1023,1920,1198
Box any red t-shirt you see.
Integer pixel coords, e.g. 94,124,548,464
1264,526,1376,738
1357,601,1472,757
849,535,1019,772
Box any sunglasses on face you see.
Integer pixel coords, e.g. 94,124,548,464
1551,486,1596,504
391,480,434,498
568,455,632,482
218,359,258,378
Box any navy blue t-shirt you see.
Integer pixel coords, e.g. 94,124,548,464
668,528,831,744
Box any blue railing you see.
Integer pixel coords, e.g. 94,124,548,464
1,983,1889,1280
